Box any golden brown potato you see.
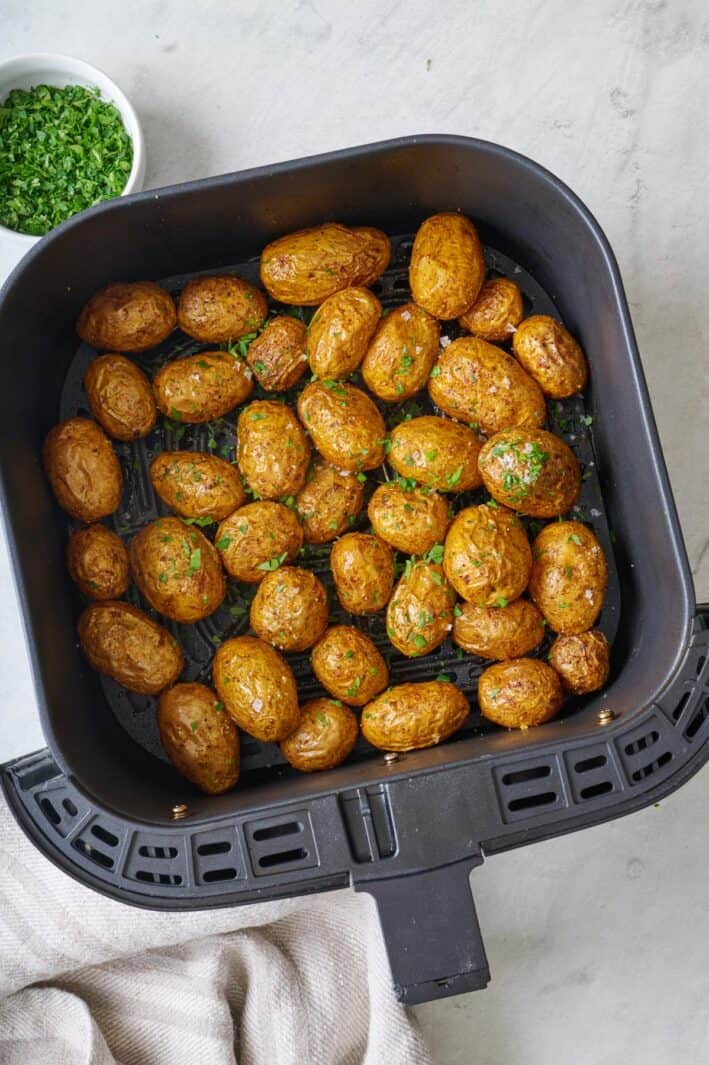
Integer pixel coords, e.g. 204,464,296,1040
215,501,303,582
153,350,253,424
260,223,390,305
443,503,532,606
250,566,329,652
295,458,364,544
512,314,588,398
361,680,469,751
330,532,394,614
386,560,455,657
237,400,310,499
177,275,267,343
311,625,388,706
528,521,608,635
84,354,156,440
150,451,245,521
478,428,581,518
212,635,299,741
368,481,450,555
246,315,308,391
478,658,563,728
280,698,359,772
361,302,440,402
77,281,176,352
157,682,239,794
42,417,123,523
453,599,544,660
428,336,545,434
297,380,385,472
409,213,486,320
307,287,382,379
67,524,130,600
129,517,226,623
389,415,482,492
78,600,183,695
548,630,610,694
458,277,524,342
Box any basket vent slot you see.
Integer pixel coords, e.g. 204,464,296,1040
579,780,614,800
493,759,567,823
202,866,237,882
258,848,307,869
501,765,551,785
124,832,187,889
624,731,659,756
672,692,690,721
252,822,301,842
696,654,706,677
684,696,709,741
91,824,119,847
138,844,178,859
39,797,61,826
63,798,78,817
34,786,87,838
630,750,672,783
244,811,318,876
135,870,183,885
574,754,606,774
564,743,620,803
508,791,557,812
73,838,114,869
340,785,397,863
196,840,231,856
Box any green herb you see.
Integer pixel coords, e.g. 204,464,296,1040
565,565,573,578
429,365,441,378
494,596,509,608
430,571,443,585
249,411,267,421
447,465,463,487
396,354,414,374
210,634,222,646
238,523,248,534
190,720,199,732
485,499,499,509
356,472,367,483
257,552,287,572
568,533,582,545
488,688,501,700
329,699,343,707
182,516,215,527
436,673,451,683
411,633,428,649
582,415,593,426
454,604,463,617
424,543,444,565
188,548,202,574
425,449,438,461
346,676,362,697
317,712,328,725
229,604,247,617
253,360,267,374
322,378,347,396
344,650,355,660
215,536,232,550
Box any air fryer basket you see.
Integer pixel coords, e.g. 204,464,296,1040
0,136,704,1004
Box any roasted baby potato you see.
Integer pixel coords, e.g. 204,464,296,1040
215,501,303,582
77,281,176,352
157,682,239,794
67,523,130,600
311,625,388,706
409,213,486,320
478,658,563,729
150,451,245,521
84,354,156,440
386,559,455,657
458,277,524,342
548,629,610,694
297,380,385,471
237,400,310,499
512,314,588,398
246,315,308,391
42,417,123,523
361,680,469,751
330,533,394,614
250,566,329,652
478,428,581,518
453,598,544,660
361,302,439,401
78,600,183,695
428,336,545,434
153,350,253,424
280,698,359,772
528,521,608,635
177,275,267,343
389,415,482,492
212,635,299,741
295,458,364,544
367,481,450,555
443,503,532,606
307,286,382,379
260,223,390,305
129,517,226,623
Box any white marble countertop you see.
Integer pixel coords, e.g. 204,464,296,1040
1,2,708,1062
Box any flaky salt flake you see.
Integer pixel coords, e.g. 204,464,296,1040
401,310,412,321
251,697,264,711
590,508,602,518
440,336,451,348
584,589,594,601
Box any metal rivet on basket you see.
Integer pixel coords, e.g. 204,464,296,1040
171,803,189,820
597,708,616,725
383,751,400,765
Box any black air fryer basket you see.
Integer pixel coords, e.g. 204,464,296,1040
1,136,706,1005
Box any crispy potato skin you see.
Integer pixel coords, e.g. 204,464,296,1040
260,223,390,305
77,281,176,352
150,451,245,521
84,354,156,440
428,336,546,434
177,275,267,343
308,287,382,379
529,521,608,635
297,380,385,471
250,566,329,652
330,533,394,615
129,517,226,623
443,504,532,606
43,417,123,523
409,213,486,320
280,698,359,772
215,501,303,582
361,302,440,401
237,400,310,499
311,625,389,706
368,482,450,555
478,658,563,728
478,428,581,518
212,635,299,741
157,682,239,794
549,629,610,694
296,459,364,544
458,278,524,342
153,350,253,423
386,560,455,657
512,314,588,398
67,524,130,600
246,316,308,391
78,601,183,695
453,599,544,660
361,680,469,751
389,415,482,493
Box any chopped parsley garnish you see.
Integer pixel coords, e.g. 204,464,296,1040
424,543,444,564
188,548,202,574
436,673,451,683
453,604,463,617
183,516,215,527
447,465,463,487
257,552,287,571
568,533,582,546
215,536,232,550
412,634,428,648
494,596,509,608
